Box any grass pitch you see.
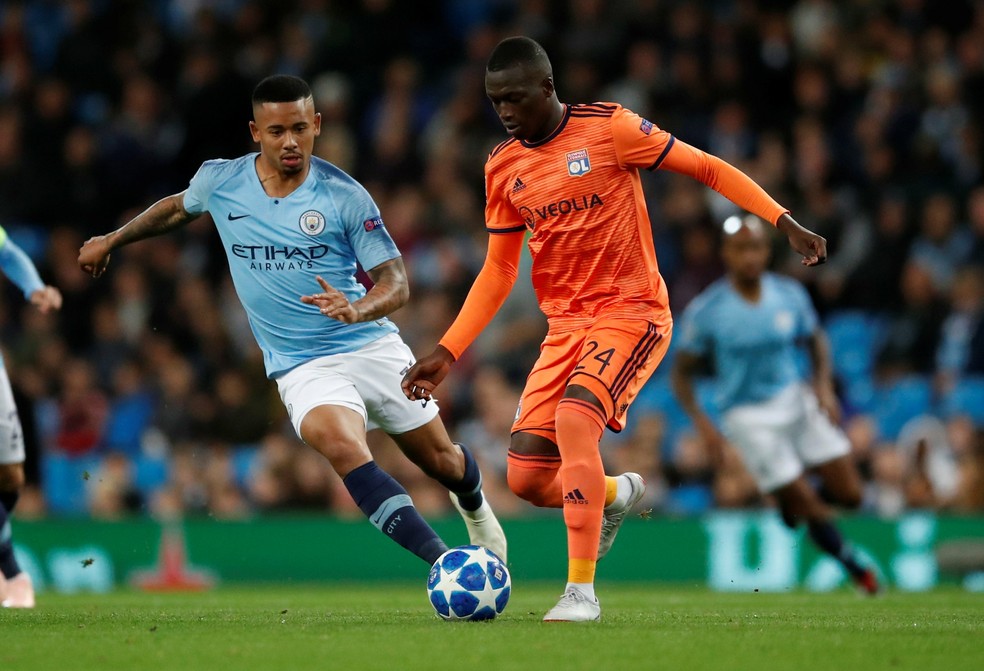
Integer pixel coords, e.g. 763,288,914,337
1,584,980,671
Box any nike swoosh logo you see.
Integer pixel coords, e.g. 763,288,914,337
227,213,250,221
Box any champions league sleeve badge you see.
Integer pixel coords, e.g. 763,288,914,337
299,210,326,235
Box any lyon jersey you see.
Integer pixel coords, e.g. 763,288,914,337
675,272,818,411
183,154,400,378
484,103,676,331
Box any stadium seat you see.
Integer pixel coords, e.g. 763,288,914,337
940,376,984,426
133,454,170,495
633,378,719,459
824,311,888,413
871,376,935,441
41,452,102,516
824,310,885,381
232,445,261,488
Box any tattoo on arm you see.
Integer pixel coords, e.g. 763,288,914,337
352,257,410,322
109,193,197,249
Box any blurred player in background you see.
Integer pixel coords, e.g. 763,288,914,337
0,226,62,608
672,214,878,594
78,75,506,568
402,36,828,621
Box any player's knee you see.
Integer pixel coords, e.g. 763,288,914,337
837,486,863,510
302,428,369,475
0,463,25,491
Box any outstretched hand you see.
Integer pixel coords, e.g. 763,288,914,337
78,235,113,277
777,214,827,266
401,346,455,401
300,276,362,323
30,286,63,313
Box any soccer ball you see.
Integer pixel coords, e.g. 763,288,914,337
426,545,510,621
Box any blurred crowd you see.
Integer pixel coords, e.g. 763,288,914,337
0,0,982,522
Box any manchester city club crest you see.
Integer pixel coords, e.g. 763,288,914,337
774,310,795,335
299,210,326,235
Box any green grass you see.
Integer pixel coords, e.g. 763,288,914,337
1,584,981,671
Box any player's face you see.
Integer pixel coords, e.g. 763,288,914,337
486,64,556,142
722,227,770,282
249,98,321,176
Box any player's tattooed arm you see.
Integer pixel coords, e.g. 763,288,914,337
301,257,409,324
79,192,197,277
357,257,410,320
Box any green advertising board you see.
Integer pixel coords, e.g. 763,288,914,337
11,512,984,594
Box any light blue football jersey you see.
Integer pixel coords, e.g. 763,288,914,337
676,272,818,411
183,154,400,378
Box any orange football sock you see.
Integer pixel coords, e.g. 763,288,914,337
555,398,607,585
506,451,563,508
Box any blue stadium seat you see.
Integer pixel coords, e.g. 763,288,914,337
871,376,935,441
133,454,170,495
824,311,887,413
824,310,885,380
41,452,102,516
232,444,261,488
940,376,984,426
633,378,719,458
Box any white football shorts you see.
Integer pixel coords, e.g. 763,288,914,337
0,365,25,465
720,383,850,493
276,333,439,439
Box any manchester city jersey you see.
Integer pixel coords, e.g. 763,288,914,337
183,154,400,378
676,272,818,411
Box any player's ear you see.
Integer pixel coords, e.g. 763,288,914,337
313,112,322,137
542,75,555,98
249,120,260,143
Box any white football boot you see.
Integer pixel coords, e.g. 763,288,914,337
543,585,601,622
1,572,35,608
450,492,508,564
598,472,646,559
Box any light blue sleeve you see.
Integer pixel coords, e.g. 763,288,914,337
182,161,218,216
0,229,45,299
339,179,401,272
676,301,712,357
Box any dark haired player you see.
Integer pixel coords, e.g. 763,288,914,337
79,75,506,568
673,215,878,595
403,37,827,620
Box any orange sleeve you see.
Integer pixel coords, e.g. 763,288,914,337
658,139,789,225
610,106,676,170
438,230,525,360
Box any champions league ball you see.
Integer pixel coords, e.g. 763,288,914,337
426,545,510,621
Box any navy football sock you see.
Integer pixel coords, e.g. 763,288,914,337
0,490,21,579
444,444,485,512
343,461,448,564
0,490,17,513
808,520,866,578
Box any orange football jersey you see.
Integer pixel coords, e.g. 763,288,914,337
484,103,675,331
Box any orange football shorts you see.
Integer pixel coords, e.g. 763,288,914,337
512,317,672,440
